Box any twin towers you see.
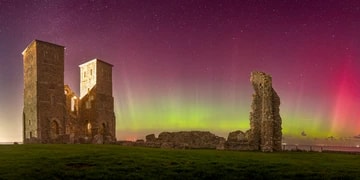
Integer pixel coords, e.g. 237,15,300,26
22,40,116,144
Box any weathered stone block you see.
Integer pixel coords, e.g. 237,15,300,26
145,134,156,142
227,130,247,142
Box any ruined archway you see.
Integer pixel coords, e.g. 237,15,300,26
99,123,106,135
50,120,59,139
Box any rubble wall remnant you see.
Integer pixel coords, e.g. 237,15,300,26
249,71,282,152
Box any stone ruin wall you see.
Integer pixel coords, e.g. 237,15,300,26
117,131,226,150
222,72,283,152
249,71,282,152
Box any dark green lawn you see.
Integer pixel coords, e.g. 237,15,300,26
0,144,359,179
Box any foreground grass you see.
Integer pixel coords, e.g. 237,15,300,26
0,145,359,179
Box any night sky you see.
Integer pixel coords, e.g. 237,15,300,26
1,0,360,142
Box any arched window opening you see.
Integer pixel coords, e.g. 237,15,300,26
71,96,77,112
87,122,92,135
100,123,106,135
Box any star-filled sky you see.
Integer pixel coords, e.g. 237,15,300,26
1,0,360,142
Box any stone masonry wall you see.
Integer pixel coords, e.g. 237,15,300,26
249,71,282,152
144,131,225,149
79,59,116,144
23,40,66,143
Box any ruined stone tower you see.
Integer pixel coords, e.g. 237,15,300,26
22,40,116,144
22,40,66,143
79,59,116,143
249,71,282,152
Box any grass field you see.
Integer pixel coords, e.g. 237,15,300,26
0,144,359,179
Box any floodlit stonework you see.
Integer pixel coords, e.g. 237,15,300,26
79,59,116,144
22,40,116,144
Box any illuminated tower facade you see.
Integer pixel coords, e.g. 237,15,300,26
79,59,116,143
22,40,66,143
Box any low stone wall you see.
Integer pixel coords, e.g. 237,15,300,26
224,130,256,150
147,131,226,149
116,130,262,151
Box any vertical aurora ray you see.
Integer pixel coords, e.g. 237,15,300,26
331,59,360,136
115,62,138,133
114,77,252,139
